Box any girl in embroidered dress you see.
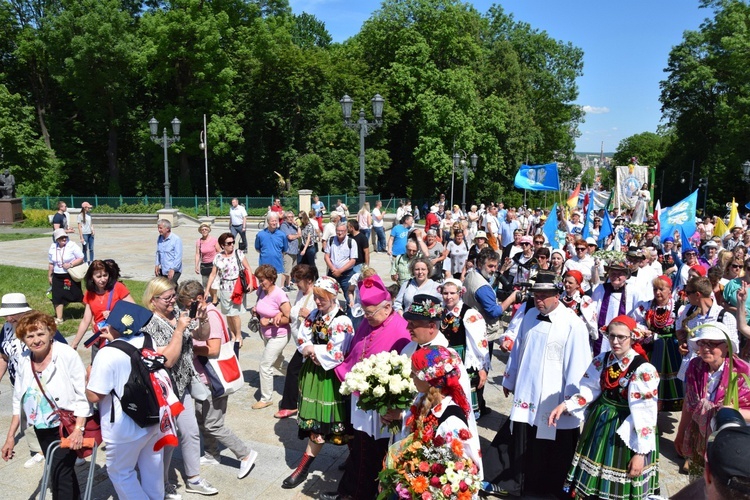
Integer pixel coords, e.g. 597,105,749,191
560,270,597,340
402,346,481,471
549,315,660,500
633,275,683,411
281,276,354,489
439,278,489,418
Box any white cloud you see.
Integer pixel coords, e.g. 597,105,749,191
582,105,610,115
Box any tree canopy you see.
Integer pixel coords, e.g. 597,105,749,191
0,0,584,206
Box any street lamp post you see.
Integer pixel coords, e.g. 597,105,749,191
452,150,478,213
679,160,696,192
199,114,209,216
340,94,384,210
149,116,181,209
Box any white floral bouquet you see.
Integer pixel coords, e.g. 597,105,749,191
340,350,416,433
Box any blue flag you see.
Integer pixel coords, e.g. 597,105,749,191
514,163,560,191
598,210,614,248
659,190,698,243
543,203,566,249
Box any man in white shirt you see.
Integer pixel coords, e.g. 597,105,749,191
229,198,248,251
563,237,597,293
321,212,341,252
371,200,386,252
483,272,590,498
324,223,358,310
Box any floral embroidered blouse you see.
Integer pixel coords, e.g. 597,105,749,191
563,348,660,454
440,301,490,372
297,304,355,371
212,250,244,291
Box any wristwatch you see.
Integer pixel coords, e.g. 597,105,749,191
77,425,86,432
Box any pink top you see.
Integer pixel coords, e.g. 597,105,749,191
192,305,227,384
197,236,219,264
255,286,290,339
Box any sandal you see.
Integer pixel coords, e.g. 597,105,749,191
274,409,298,419
252,401,273,410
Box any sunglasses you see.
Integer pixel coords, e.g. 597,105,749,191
575,247,587,251
731,264,742,269
521,242,531,246
224,240,235,246
697,340,724,349
534,241,544,245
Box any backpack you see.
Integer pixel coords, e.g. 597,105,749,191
106,334,164,428
328,236,352,250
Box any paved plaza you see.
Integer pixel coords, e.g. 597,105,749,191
0,222,692,499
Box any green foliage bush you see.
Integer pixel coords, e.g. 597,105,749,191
17,209,55,228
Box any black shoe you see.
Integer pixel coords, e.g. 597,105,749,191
281,454,315,489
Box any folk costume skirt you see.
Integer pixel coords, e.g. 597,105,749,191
565,396,660,500
297,358,348,444
650,334,684,412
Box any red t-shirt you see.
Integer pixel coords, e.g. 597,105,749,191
270,205,284,214
83,281,132,332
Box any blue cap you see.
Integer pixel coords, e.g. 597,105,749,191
107,301,153,336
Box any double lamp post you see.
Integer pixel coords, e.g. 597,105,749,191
340,94,385,210
149,116,181,210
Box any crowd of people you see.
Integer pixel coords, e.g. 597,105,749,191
2,196,750,500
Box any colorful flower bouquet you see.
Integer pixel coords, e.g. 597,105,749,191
378,425,480,500
339,350,416,433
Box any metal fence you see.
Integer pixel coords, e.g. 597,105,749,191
21,194,386,215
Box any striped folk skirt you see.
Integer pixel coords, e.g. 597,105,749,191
650,335,684,411
297,358,348,444
564,396,660,500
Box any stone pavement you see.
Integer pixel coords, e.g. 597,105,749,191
0,223,692,499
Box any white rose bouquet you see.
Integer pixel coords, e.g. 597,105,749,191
340,350,416,433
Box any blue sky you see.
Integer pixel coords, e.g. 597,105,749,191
288,0,711,152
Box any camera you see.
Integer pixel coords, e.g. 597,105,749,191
496,275,531,304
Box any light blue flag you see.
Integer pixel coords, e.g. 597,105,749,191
582,190,595,240
659,190,698,243
543,203,566,249
514,163,560,191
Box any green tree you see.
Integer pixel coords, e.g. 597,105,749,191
612,131,670,168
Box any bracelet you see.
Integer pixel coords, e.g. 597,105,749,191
76,425,86,432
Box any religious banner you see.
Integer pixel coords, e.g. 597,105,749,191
614,163,650,210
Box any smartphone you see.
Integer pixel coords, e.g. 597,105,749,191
189,301,199,318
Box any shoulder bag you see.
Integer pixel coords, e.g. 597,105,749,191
33,370,101,458
197,309,245,398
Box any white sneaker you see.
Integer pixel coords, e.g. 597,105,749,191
24,453,44,468
185,478,218,495
164,483,182,500
238,449,258,479
200,455,219,466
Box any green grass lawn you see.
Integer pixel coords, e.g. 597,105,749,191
0,264,148,336
0,233,49,242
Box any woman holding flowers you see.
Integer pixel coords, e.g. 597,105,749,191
281,276,354,489
548,315,660,500
633,275,683,411
380,345,481,500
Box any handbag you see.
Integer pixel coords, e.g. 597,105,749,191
235,251,257,293
197,309,245,398
68,262,89,282
33,370,102,458
200,262,213,277
190,374,211,402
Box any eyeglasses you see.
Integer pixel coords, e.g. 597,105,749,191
608,334,630,343
697,340,724,349
731,264,742,269
156,294,176,302
224,240,235,246
575,247,587,251
364,303,388,318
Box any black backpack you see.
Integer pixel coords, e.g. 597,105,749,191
106,334,163,428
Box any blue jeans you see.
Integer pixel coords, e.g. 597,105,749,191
329,268,355,312
230,224,247,251
82,233,94,262
361,228,371,242
374,226,386,252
